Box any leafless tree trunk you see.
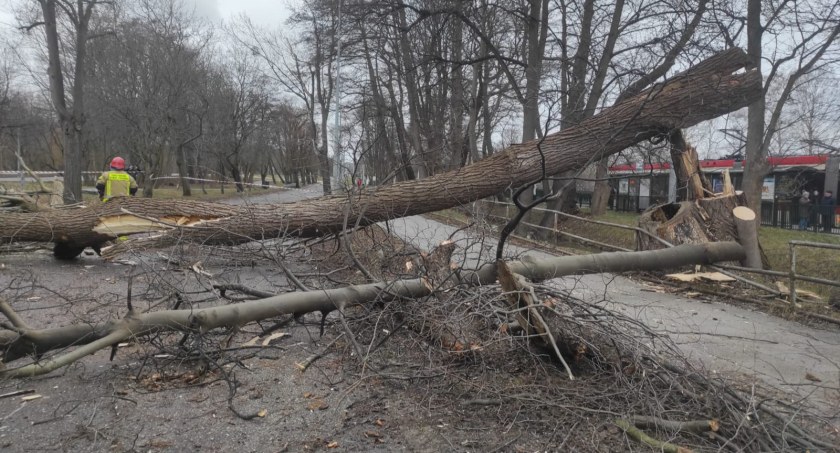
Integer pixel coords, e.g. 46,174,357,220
741,0,840,219
0,49,761,255
35,0,101,204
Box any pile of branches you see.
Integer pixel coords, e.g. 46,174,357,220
0,226,836,451
335,264,836,451
252,229,839,451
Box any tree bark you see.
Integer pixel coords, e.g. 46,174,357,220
39,0,90,204
733,206,762,269
0,242,745,377
0,49,761,254
637,193,750,252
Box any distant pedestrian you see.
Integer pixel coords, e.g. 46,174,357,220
798,190,811,230
811,190,821,231
821,190,836,232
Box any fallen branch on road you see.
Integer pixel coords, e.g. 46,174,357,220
0,242,745,377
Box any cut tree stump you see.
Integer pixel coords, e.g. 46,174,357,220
733,206,761,269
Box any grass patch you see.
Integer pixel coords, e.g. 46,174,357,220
434,203,840,300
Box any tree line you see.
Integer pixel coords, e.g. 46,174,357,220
0,0,838,211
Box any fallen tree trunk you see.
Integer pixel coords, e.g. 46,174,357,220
0,242,745,377
0,49,761,257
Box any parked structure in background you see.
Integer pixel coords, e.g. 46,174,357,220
601,154,840,233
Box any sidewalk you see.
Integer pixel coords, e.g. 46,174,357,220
387,214,840,416
246,186,840,417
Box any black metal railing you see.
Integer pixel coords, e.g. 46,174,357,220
760,200,839,234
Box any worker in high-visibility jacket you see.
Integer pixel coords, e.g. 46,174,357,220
96,156,138,201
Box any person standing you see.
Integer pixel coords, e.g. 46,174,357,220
811,190,821,231
821,190,836,232
96,156,138,201
798,190,811,230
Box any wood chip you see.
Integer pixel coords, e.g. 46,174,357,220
21,394,42,402
261,332,288,346
0,389,35,399
775,282,824,301
307,399,329,411
665,272,735,282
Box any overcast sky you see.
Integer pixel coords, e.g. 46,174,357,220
0,0,292,32
189,0,292,26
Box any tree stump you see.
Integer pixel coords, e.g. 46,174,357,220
637,194,744,249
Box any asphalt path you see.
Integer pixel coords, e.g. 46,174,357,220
246,184,840,417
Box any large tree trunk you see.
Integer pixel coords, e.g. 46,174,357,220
0,242,744,377
0,49,761,256
590,160,610,215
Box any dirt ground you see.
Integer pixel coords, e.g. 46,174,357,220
0,238,610,453
1,189,839,452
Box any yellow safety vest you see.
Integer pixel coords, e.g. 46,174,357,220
104,172,131,201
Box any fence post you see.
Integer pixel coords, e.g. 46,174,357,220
789,242,797,308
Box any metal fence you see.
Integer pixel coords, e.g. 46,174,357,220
760,200,839,234
478,198,840,305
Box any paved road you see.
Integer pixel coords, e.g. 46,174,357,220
250,184,840,416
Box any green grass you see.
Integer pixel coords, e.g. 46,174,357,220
436,204,840,300
757,226,840,297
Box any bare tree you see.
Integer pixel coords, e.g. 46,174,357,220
229,1,342,195
272,102,318,188
788,73,840,155
85,0,212,197
0,49,760,255
739,0,840,217
22,0,111,203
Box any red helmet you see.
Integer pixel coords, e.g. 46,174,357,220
110,156,126,170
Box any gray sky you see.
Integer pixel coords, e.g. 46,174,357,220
186,0,292,27
0,1,291,31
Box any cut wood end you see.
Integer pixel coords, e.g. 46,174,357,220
665,272,736,283
421,277,434,292
732,206,756,221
